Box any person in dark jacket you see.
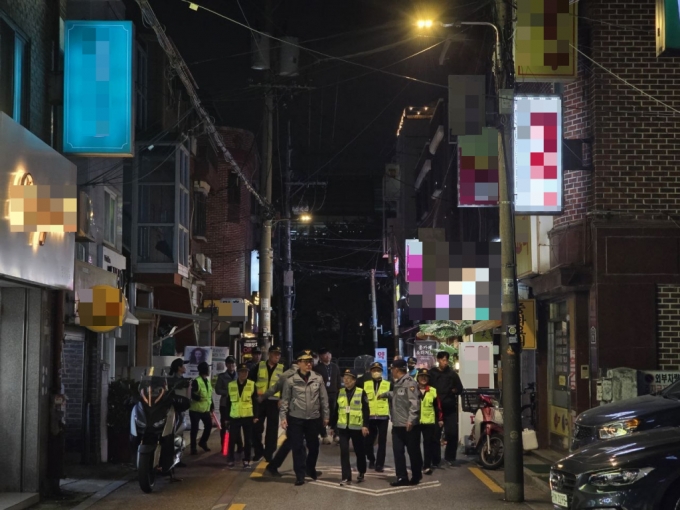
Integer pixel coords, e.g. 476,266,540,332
428,351,464,465
223,364,259,468
336,369,370,486
314,347,342,444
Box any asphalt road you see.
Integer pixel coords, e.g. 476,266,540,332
85,428,553,510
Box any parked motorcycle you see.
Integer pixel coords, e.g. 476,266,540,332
463,390,505,470
130,375,191,493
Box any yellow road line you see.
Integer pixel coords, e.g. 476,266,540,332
278,434,286,446
228,505,246,510
469,467,504,493
250,461,268,478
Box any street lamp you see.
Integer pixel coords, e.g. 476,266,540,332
299,213,312,222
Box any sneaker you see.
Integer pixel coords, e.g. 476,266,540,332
243,461,251,469
265,465,282,477
424,468,433,475
321,437,332,445
227,461,235,467
368,461,376,470
357,473,365,483
340,479,351,486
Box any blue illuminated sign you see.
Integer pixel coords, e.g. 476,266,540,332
64,21,133,156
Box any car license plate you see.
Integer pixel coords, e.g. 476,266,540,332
551,491,568,508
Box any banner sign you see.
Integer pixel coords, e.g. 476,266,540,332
374,348,388,378
458,127,499,207
64,21,133,156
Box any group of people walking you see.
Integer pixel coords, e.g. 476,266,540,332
169,346,464,487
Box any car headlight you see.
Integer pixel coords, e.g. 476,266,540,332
598,418,640,439
588,467,654,487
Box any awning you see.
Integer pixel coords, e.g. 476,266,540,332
134,307,211,322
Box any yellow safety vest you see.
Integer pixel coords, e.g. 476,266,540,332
420,387,438,425
189,376,213,413
337,387,364,430
363,380,390,417
228,380,255,419
255,361,284,397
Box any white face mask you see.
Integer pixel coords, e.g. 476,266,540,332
371,371,382,380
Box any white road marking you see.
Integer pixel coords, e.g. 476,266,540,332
310,479,441,496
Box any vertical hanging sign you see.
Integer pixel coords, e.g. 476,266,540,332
64,21,133,156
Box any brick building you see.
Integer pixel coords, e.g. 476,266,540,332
523,0,680,451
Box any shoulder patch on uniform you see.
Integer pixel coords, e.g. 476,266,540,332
409,386,415,392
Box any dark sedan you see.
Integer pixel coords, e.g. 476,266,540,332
550,427,680,510
572,379,680,450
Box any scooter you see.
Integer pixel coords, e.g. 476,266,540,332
467,393,505,470
130,375,191,493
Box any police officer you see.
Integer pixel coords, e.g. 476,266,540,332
408,357,418,377
189,361,214,455
378,359,422,486
415,368,443,475
249,346,285,461
259,360,300,477
246,348,262,369
363,362,392,472
336,369,369,486
215,356,241,453
280,350,329,486
224,364,259,468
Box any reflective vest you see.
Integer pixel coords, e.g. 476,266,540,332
420,387,438,425
228,380,255,419
255,361,284,397
363,380,390,417
337,387,364,430
189,376,213,413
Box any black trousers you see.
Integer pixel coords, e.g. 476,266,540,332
364,418,389,467
220,406,243,452
227,418,253,462
320,393,338,437
434,409,459,463
392,426,423,481
189,410,212,449
288,416,320,480
268,436,292,469
418,423,439,469
338,428,367,481
253,399,280,459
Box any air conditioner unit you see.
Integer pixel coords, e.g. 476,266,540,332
204,257,212,274
194,253,206,272
76,191,95,242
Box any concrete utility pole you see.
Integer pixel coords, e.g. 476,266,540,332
495,0,524,501
283,121,294,363
258,0,274,349
370,269,379,349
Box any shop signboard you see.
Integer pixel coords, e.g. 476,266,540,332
519,299,537,349
414,340,438,369
63,21,133,156
549,405,571,437
639,370,680,395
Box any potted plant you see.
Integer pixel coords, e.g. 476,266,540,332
107,378,139,463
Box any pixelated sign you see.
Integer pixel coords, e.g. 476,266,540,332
513,96,563,214
9,181,77,233
77,284,126,333
458,127,499,207
515,0,578,82
405,240,501,321
448,75,485,139
64,21,133,156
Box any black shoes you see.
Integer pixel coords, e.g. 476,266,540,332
306,469,322,480
390,478,409,487
295,479,305,486
375,465,384,473
265,465,282,477
340,479,351,486
198,442,210,452
410,477,422,486
357,473,365,483
368,461,375,470
424,468,433,475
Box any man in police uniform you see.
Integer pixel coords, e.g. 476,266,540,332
280,350,329,486
336,369,369,486
363,362,392,472
249,346,284,461
224,364,259,468
378,359,422,486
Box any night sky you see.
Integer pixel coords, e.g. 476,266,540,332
142,0,492,356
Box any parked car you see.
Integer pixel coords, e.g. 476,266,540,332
571,378,680,451
550,427,680,510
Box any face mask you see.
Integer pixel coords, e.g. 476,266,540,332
371,371,382,380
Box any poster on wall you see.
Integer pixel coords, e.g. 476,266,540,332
183,346,213,378
413,340,438,369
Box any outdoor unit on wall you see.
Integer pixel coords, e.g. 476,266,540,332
194,253,212,274
77,191,95,242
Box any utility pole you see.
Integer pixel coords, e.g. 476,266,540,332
283,120,294,364
370,269,378,349
258,0,274,349
495,0,524,501
392,235,400,356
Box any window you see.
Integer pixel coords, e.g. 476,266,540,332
178,150,190,267
0,19,28,125
135,42,148,132
104,189,117,246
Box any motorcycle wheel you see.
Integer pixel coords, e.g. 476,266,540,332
138,452,156,493
478,433,504,470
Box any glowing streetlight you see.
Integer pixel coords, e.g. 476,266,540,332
417,19,434,29
299,213,312,222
